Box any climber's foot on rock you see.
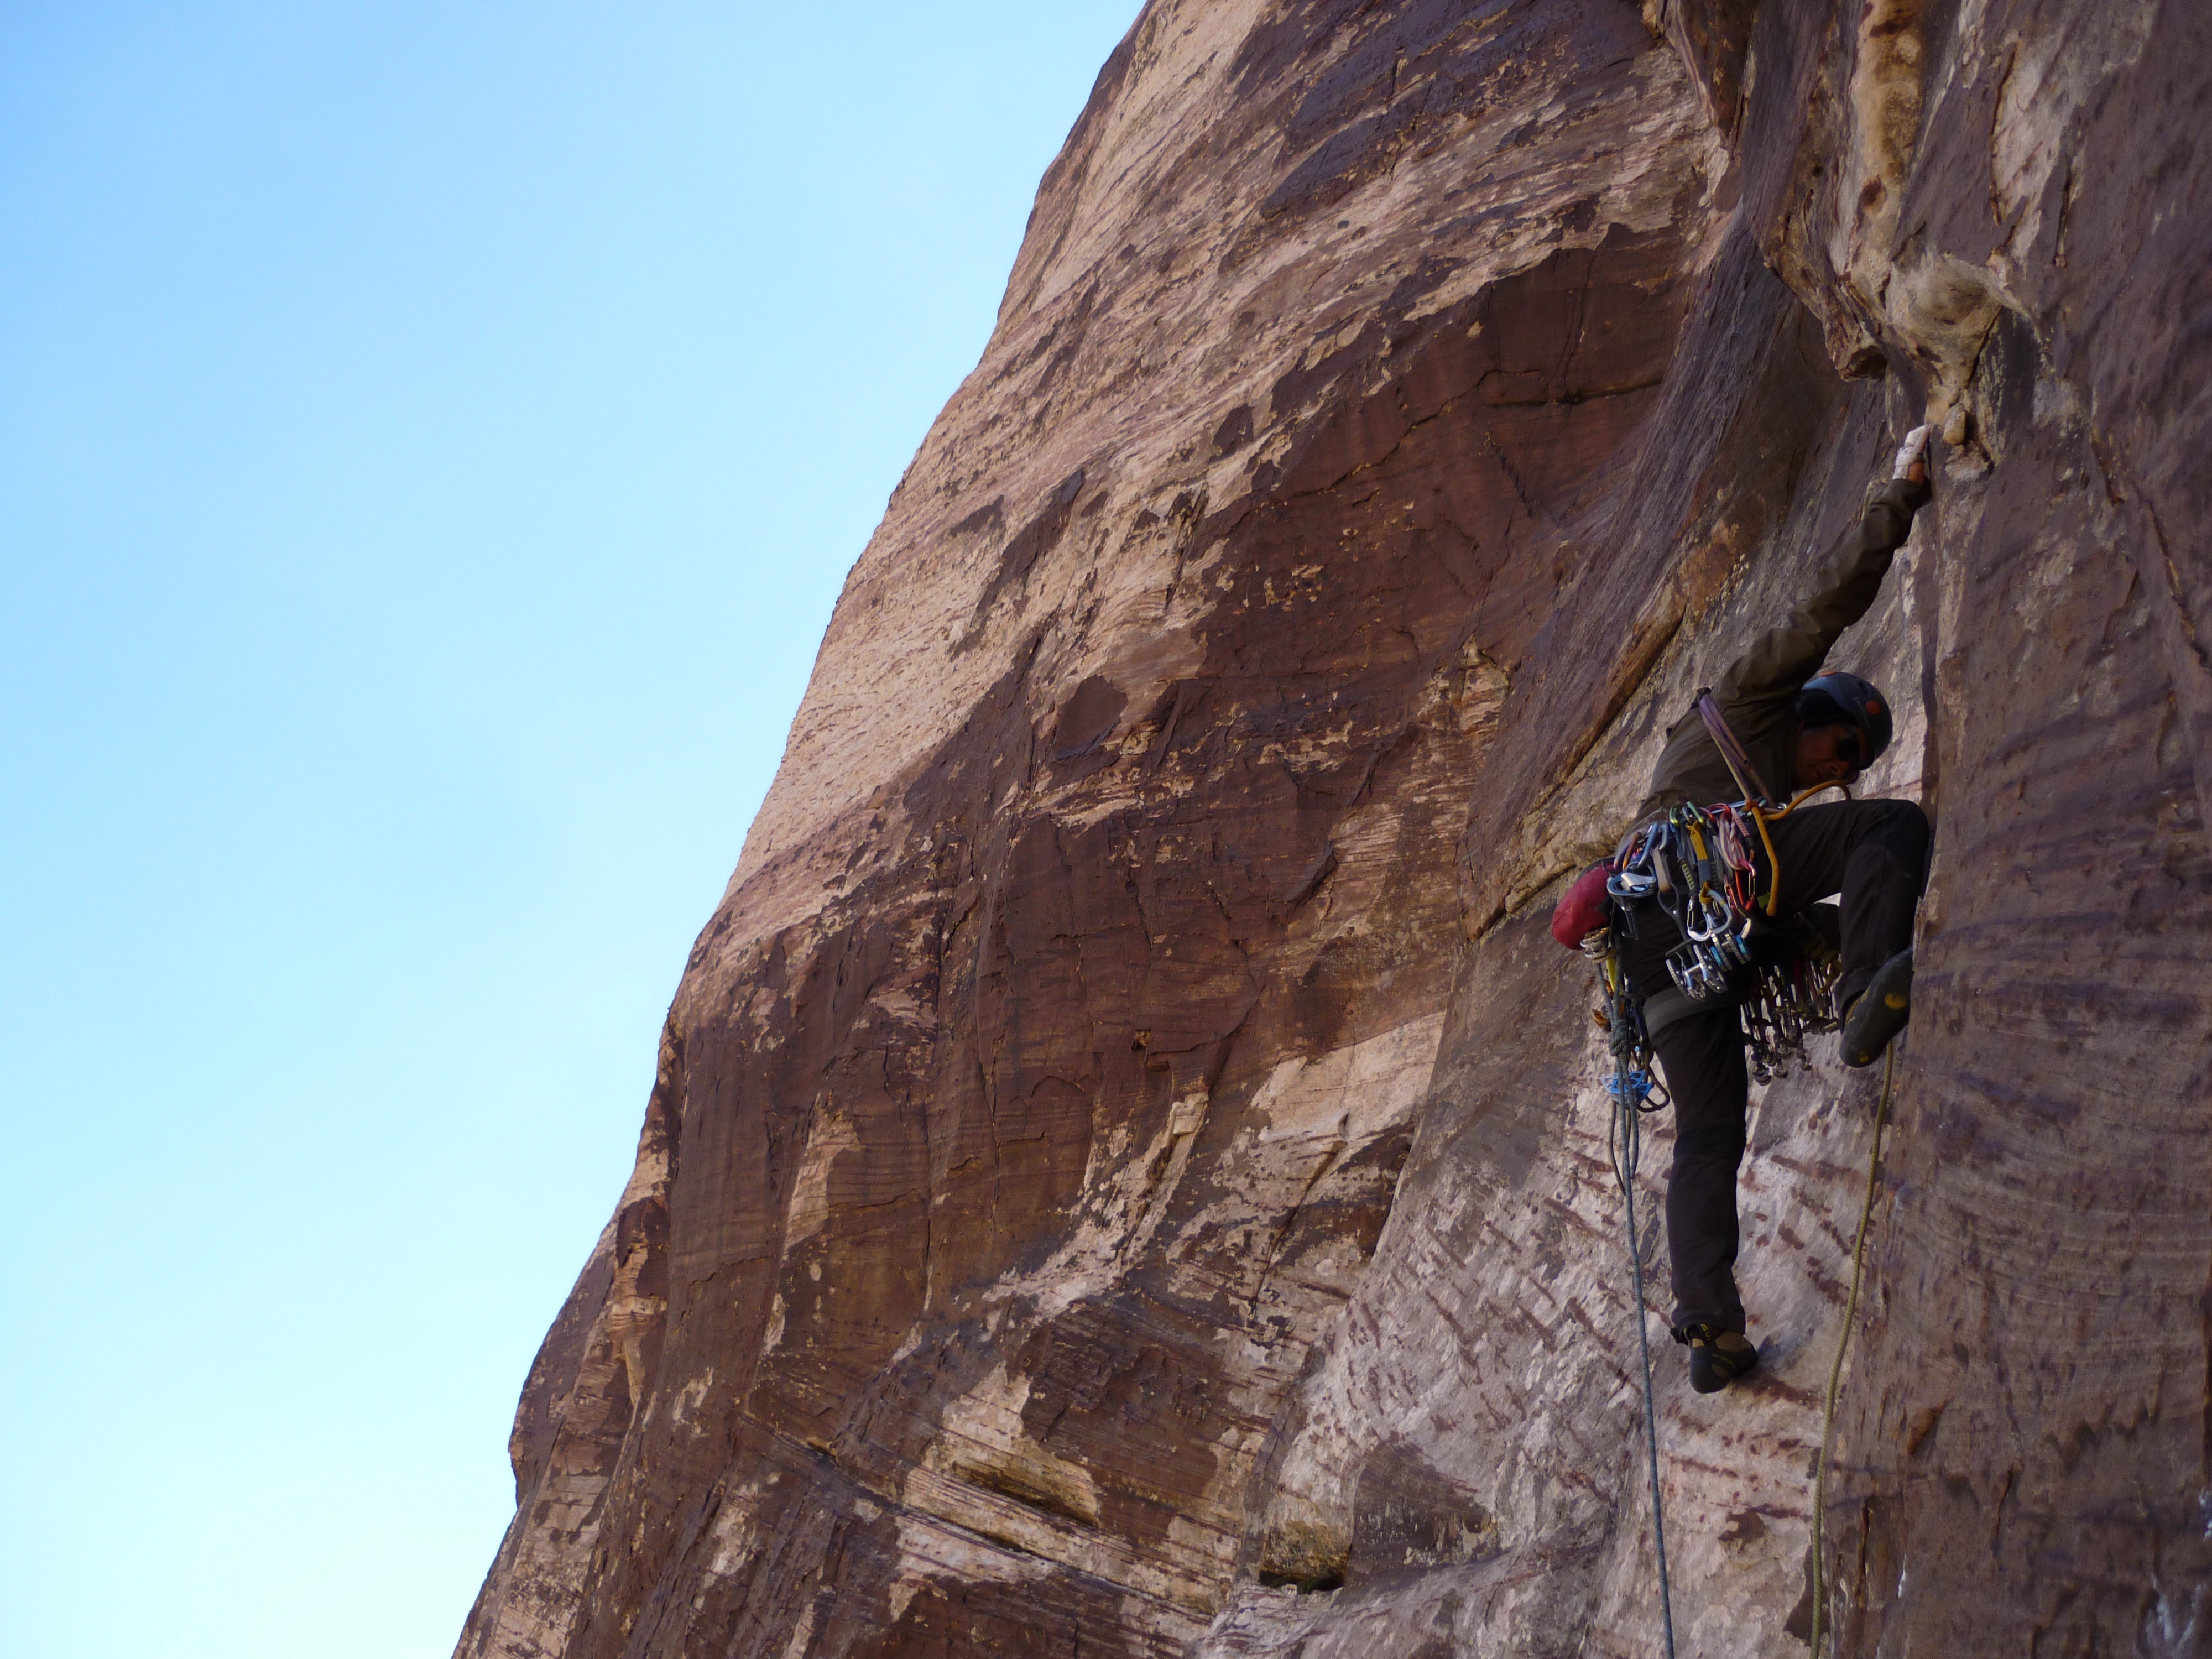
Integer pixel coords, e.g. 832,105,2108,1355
1680,1326,1759,1395
1839,948,1913,1068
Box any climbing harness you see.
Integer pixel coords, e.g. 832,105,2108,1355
1587,932,1678,1659
1605,748,1855,1080
1809,1044,1898,1657
1609,802,1767,999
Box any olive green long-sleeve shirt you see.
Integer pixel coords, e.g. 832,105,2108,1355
1637,475,1932,816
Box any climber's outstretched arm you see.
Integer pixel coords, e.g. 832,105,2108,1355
1715,424,1937,708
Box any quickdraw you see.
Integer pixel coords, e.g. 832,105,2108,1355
1741,946,1841,1084
1607,802,1767,1000
1601,783,1850,1081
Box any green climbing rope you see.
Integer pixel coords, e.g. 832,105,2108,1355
1809,1044,1898,1656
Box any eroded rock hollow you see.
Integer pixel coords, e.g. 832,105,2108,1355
458,1,2212,1653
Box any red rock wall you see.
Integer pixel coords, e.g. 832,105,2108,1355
457,2,2212,1654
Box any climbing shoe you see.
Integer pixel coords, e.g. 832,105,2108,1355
1839,948,1914,1068
1676,1324,1759,1394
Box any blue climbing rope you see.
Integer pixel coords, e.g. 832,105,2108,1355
1604,963,1678,1659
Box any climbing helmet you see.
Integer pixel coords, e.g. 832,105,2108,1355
1797,671,1892,770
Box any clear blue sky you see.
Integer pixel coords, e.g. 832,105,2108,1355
0,4,1141,1655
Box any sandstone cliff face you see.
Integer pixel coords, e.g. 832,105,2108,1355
458,2,2212,1655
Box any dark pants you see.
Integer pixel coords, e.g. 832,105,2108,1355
1617,798,1931,1333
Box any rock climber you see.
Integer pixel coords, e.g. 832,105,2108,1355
1620,421,1937,1394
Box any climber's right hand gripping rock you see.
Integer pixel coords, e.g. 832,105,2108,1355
1891,421,1936,481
